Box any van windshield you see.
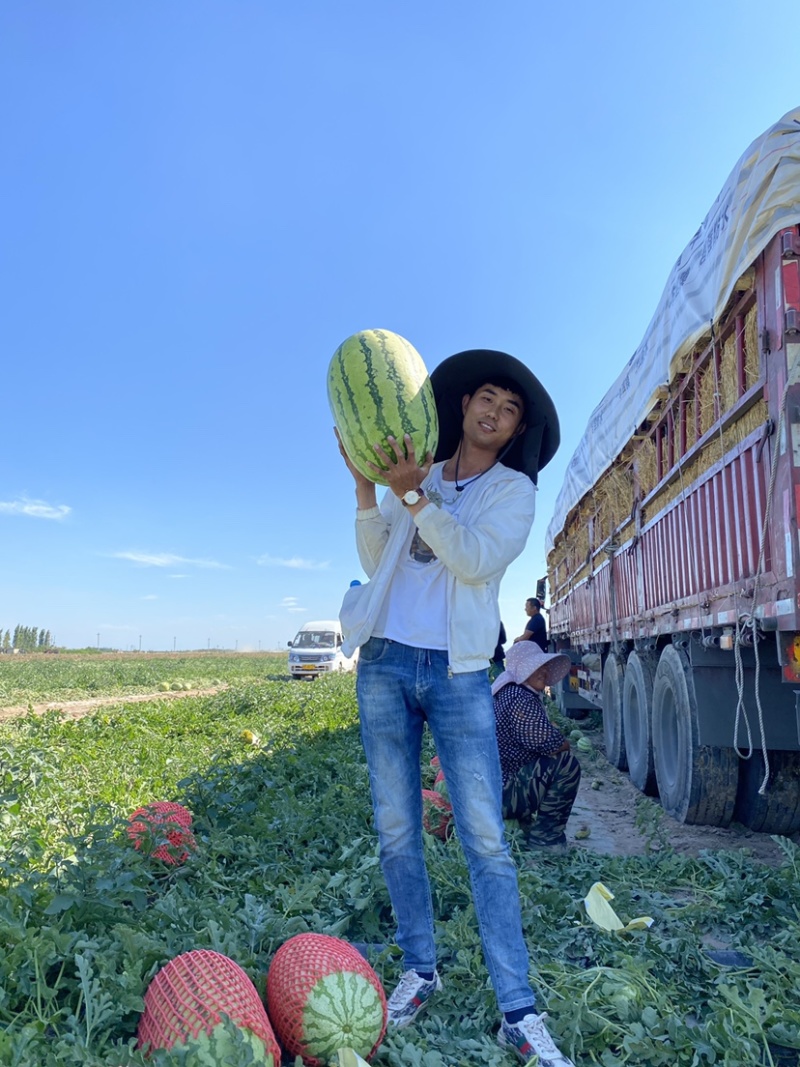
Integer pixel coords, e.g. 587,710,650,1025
293,630,336,649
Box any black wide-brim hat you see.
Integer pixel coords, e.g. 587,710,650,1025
429,349,560,484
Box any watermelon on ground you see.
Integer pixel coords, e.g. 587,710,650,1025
433,769,450,803
137,949,280,1064
266,932,387,1066
421,789,453,841
328,328,439,485
126,801,196,865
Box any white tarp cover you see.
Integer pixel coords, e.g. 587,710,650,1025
546,106,800,555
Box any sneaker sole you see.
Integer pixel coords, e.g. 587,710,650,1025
388,1003,431,1029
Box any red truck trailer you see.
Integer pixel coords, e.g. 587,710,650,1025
545,107,800,832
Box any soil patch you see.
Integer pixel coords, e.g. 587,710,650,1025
0,687,227,723
568,723,799,865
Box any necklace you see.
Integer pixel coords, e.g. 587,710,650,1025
453,444,497,493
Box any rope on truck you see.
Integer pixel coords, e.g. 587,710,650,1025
733,373,789,793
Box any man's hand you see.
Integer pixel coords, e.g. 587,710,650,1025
335,428,377,509
372,434,434,499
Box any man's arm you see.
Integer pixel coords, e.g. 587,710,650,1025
513,617,536,643
335,427,391,576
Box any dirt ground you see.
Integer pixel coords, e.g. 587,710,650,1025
0,686,226,723
1,689,796,865
567,723,799,866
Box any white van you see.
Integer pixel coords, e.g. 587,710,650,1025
287,620,358,679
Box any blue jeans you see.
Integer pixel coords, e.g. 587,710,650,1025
356,637,535,1013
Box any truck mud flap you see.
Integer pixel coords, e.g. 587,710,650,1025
687,643,800,751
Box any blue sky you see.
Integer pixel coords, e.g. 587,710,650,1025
2,2,798,652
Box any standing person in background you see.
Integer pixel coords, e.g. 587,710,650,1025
336,349,573,1066
492,641,581,850
513,596,548,652
489,621,507,683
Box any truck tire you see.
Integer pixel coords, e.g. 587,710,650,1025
734,750,800,834
622,651,658,795
602,653,627,770
652,645,738,826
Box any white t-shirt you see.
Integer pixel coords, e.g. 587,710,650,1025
372,466,465,650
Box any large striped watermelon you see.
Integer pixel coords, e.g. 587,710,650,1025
266,933,387,1066
137,949,280,1064
328,329,439,485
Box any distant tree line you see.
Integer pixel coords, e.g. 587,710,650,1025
1,626,54,652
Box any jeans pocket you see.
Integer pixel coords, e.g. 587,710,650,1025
358,636,390,664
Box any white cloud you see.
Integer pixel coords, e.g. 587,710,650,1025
0,497,71,520
257,554,330,571
140,595,158,601
279,597,306,614
111,552,229,570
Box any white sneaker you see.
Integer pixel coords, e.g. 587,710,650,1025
386,969,442,1028
497,1011,575,1066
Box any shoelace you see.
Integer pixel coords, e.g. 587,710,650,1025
521,1013,561,1055
388,972,426,1006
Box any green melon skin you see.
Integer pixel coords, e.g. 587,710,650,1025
175,1020,274,1065
301,970,385,1062
328,328,439,486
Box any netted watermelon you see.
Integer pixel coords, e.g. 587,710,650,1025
266,932,387,1066
137,948,280,1064
126,801,196,865
328,328,439,485
432,768,450,803
421,789,453,840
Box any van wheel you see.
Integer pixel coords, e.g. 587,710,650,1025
652,645,738,826
734,750,800,834
622,651,658,795
602,653,627,770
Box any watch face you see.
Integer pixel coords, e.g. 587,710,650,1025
403,490,420,505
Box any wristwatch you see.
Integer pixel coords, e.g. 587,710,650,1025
402,488,424,507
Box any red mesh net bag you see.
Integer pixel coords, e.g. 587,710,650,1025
265,932,387,1066
433,768,450,803
126,801,196,866
137,948,281,1064
421,788,453,840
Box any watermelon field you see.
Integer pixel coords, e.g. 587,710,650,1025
0,653,799,1066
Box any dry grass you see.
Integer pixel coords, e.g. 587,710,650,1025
548,300,764,595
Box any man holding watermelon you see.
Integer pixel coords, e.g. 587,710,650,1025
336,345,575,1067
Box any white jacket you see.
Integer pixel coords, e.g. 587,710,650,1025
339,461,536,673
